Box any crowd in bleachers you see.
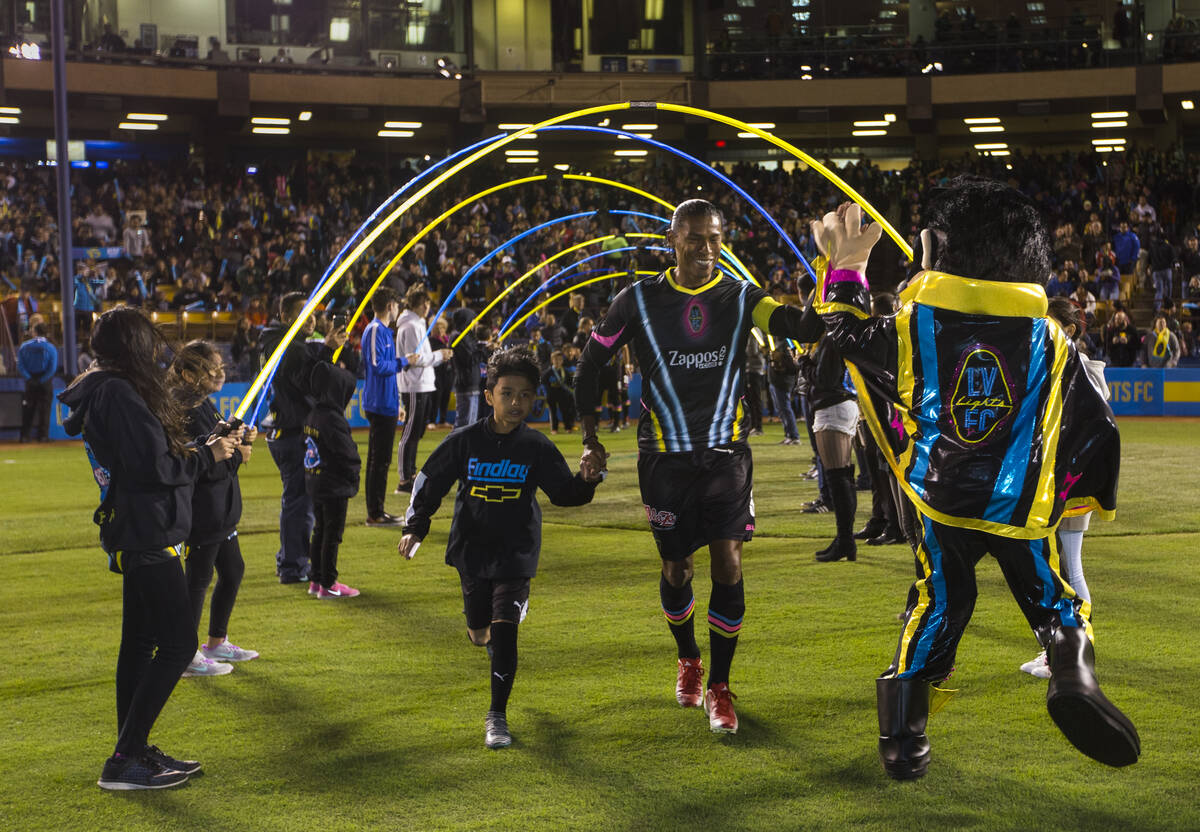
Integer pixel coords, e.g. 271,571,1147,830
3,142,1200,381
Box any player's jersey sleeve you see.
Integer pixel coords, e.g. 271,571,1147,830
575,286,637,419
403,430,464,539
535,435,597,507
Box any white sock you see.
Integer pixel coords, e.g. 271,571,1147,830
1058,528,1090,603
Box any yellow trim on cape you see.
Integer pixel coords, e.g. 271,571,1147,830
900,271,1048,318
665,266,722,296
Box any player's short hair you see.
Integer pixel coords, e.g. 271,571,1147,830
404,284,430,310
371,287,398,313
923,176,1051,285
486,347,540,391
30,321,48,337
280,292,307,322
670,199,724,230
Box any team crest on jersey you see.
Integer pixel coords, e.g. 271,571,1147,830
303,436,321,470
644,505,677,530
948,345,1015,443
683,299,707,337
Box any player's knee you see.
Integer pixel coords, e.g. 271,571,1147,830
662,559,693,586
467,627,491,647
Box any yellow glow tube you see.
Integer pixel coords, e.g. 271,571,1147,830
499,271,658,342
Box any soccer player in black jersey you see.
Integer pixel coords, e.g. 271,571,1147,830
576,199,821,733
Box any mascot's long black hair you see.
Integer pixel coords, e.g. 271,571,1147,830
921,175,1052,286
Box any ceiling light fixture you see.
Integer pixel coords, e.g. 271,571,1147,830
252,126,290,135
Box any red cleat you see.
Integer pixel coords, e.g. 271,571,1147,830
704,683,739,733
676,658,705,708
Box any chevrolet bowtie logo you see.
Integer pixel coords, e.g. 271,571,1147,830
469,484,522,502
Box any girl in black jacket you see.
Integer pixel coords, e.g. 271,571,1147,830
59,308,240,790
304,361,362,598
168,341,260,676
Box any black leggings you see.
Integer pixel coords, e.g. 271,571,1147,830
116,556,197,756
310,497,349,589
185,534,246,641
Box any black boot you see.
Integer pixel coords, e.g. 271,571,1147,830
1045,627,1140,767
816,466,857,562
876,677,931,780
853,519,886,541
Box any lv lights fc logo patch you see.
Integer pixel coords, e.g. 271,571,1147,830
684,298,707,337
949,346,1015,443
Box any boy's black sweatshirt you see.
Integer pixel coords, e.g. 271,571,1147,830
59,371,215,561
403,417,596,579
261,324,334,434
304,362,361,500
184,398,244,545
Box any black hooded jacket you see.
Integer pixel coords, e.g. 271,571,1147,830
59,370,216,564
261,323,335,435
304,362,361,500
184,397,244,545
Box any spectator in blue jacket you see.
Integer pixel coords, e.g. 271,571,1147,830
1112,221,1141,278
73,265,103,335
18,321,58,442
360,288,412,526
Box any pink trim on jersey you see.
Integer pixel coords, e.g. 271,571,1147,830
591,326,626,349
827,269,868,286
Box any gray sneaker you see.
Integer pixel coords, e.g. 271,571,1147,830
485,711,512,749
181,651,233,678
201,640,259,662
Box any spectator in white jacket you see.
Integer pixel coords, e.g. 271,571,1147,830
394,285,452,492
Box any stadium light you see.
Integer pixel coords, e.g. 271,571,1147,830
298,111,313,121
119,122,158,131
553,164,570,171
506,157,538,164
1092,138,1126,145
251,117,291,125
498,123,533,130
0,116,19,124
1091,111,1128,119
853,120,889,127
884,113,897,122
252,126,290,135
126,113,168,121
1182,100,1195,110
963,117,1001,124
1092,120,1127,128
974,143,1008,150
621,124,658,130
614,149,649,156
504,149,539,156
746,122,776,129
378,130,415,138
0,106,20,114
619,133,653,139
851,130,886,137
970,126,1005,133
987,150,1011,156
385,121,422,129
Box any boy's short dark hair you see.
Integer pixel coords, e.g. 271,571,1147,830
371,287,398,313
280,291,307,322
923,176,1052,286
671,198,724,230
486,347,540,391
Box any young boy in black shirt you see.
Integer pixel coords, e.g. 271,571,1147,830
398,348,604,749
304,362,362,599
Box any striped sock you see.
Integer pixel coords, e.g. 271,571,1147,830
707,578,744,688
660,575,700,659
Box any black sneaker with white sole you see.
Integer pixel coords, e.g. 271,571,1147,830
144,745,202,776
97,753,190,790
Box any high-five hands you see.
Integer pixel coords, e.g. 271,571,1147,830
810,202,884,275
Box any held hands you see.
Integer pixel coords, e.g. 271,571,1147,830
810,202,884,275
206,432,240,462
398,533,421,560
580,439,609,483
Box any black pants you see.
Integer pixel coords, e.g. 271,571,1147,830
546,388,575,431
398,390,434,482
365,411,397,517
745,372,764,431
599,366,621,426
185,534,245,641
266,432,313,581
116,556,197,756
21,379,53,440
310,497,349,588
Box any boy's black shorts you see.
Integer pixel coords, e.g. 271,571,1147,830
459,573,531,630
637,443,755,561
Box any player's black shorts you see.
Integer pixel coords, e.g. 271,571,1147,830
637,443,755,561
459,573,531,630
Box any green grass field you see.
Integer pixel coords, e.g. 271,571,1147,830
2,418,1198,831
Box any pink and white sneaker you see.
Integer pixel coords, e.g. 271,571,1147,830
308,582,320,596
317,582,360,599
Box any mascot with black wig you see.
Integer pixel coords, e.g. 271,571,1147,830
809,176,1139,780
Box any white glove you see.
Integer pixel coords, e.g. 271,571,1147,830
809,203,883,274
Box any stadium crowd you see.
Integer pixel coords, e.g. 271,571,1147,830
3,141,1200,387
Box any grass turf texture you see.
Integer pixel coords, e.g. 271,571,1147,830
1,418,1197,832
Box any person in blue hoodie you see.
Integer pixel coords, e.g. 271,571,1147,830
17,321,58,442
360,288,412,526
304,361,362,598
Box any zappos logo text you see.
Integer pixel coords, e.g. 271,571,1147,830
467,458,530,483
667,345,727,370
